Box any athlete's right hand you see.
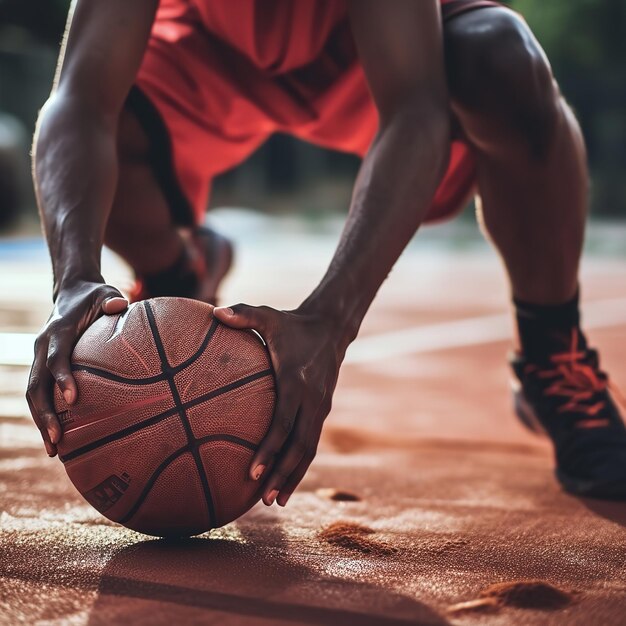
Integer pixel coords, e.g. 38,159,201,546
26,281,128,457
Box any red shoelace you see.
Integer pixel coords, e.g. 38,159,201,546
524,330,625,429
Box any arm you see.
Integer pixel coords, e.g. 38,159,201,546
27,0,158,455
214,0,450,505
302,0,450,338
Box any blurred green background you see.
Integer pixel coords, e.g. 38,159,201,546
0,0,624,230
512,0,626,218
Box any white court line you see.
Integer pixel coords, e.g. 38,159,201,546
345,297,626,364
1,297,626,367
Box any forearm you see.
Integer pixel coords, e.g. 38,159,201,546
301,108,450,344
34,94,119,297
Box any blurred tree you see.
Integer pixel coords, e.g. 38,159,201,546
511,0,626,217
511,0,625,73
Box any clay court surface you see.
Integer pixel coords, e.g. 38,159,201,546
1,213,626,625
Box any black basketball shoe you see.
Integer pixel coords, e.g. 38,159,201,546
510,329,626,499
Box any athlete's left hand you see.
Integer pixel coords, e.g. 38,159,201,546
213,303,346,506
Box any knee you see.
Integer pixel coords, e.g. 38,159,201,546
446,9,561,155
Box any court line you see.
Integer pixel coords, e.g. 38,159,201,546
2,297,626,367
345,296,626,364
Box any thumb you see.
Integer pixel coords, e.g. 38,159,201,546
214,304,269,331
99,288,129,315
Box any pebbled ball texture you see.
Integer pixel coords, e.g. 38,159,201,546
54,297,275,537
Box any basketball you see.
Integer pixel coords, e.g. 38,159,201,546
53,297,275,537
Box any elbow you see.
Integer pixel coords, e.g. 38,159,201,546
32,92,117,192
33,96,61,171
36,91,116,140
34,92,115,156
32,95,69,170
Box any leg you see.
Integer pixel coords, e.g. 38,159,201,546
106,103,232,302
106,104,184,275
444,7,587,305
444,8,626,500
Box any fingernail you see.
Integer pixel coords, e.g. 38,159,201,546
63,389,73,404
216,307,234,316
48,427,58,445
266,489,279,505
252,464,265,481
278,493,291,507
44,440,54,456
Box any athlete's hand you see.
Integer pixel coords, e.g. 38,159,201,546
26,281,128,457
214,304,346,507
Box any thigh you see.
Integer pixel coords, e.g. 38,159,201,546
133,3,274,225
106,103,176,248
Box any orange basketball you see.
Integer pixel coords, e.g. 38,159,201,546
53,297,275,537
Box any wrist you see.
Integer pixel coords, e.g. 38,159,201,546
298,288,366,350
48,229,104,301
54,269,105,301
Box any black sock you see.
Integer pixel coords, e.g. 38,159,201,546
142,246,198,298
514,291,587,361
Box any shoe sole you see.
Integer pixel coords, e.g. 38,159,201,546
511,380,626,500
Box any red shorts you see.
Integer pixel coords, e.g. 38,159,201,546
129,0,499,225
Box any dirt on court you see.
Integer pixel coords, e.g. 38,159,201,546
2,220,626,625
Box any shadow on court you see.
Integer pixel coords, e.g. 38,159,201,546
85,533,449,626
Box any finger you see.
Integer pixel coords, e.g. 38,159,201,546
275,450,317,507
37,405,61,453
102,296,128,315
262,420,312,506
97,282,128,315
213,303,271,332
26,353,61,452
277,399,328,506
249,394,300,484
26,395,56,456
46,334,78,405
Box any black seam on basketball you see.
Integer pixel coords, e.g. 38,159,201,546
144,301,217,528
70,316,219,385
118,445,189,524
176,317,219,371
144,301,171,367
59,406,181,463
59,369,273,462
187,369,273,407
117,434,257,526
195,434,257,451
70,365,167,385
